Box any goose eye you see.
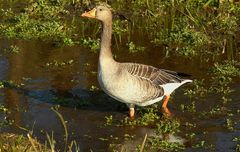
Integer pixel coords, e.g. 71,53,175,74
99,8,103,11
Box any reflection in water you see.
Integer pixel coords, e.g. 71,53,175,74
4,90,23,127
113,128,185,152
2,40,25,127
0,39,239,151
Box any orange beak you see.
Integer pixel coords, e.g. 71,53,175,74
81,8,96,18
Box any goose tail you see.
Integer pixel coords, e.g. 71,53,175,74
161,79,192,95
181,79,192,84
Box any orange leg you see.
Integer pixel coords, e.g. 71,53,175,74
162,95,172,116
129,107,135,120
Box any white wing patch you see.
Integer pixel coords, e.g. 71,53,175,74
161,79,192,95
135,96,164,107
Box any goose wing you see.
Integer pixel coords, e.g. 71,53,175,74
124,63,183,86
117,63,185,104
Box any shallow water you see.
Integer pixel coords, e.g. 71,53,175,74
0,1,240,150
0,38,239,151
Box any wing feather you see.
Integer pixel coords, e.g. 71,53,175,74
117,63,189,104
124,63,184,86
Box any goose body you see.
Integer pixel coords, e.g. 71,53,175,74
82,5,192,118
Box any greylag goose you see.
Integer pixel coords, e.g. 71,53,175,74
81,4,192,118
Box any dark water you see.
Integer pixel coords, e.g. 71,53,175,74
0,38,239,152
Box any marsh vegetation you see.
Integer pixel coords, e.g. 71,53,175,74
0,0,239,151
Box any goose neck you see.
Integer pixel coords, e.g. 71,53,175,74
100,21,113,61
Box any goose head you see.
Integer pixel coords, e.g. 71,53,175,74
81,5,112,23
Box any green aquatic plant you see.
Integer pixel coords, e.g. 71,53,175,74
112,20,129,45
192,139,214,150
0,80,23,88
0,81,4,88
184,122,196,129
104,115,113,126
233,137,240,152
63,37,75,46
89,85,99,91
225,117,236,131
24,0,69,19
130,0,240,59
234,137,240,142
184,79,209,99
155,118,181,135
232,137,240,152
237,144,240,152
0,0,240,59
0,104,8,113
137,111,160,126
193,140,206,148
145,137,185,152
0,104,9,128
0,11,72,42
0,1,240,151
123,133,135,140
126,41,145,53
200,106,227,118
3,45,20,54
118,107,160,126
152,23,209,57
209,61,240,104
180,101,196,113
0,133,49,152
185,61,240,104
45,59,74,68
104,107,162,127
0,1,75,45
211,61,240,77
185,132,196,140
81,37,100,52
